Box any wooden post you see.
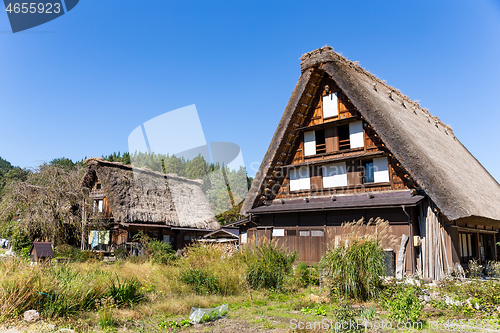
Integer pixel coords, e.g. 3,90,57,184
475,233,481,264
81,198,86,251
396,234,409,279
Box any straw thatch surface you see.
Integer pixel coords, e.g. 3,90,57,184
83,158,219,230
242,47,500,225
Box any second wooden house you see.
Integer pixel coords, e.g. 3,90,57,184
82,158,220,254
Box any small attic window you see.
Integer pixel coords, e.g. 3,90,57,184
96,184,102,190
315,129,326,154
338,125,350,150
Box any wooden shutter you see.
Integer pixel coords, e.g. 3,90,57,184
325,127,338,153
347,160,362,186
310,166,322,191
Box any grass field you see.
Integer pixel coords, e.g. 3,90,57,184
1,243,500,332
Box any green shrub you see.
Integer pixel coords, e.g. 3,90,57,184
73,250,93,262
380,284,423,323
10,229,31,254
54,244,74,258
20,246,31,260
295,262,320,287
331,303,361,332
113,247,127,260
148,240,176,265
180,267,220,294
246,243,297,289
321,239,385,300
107,276,144,306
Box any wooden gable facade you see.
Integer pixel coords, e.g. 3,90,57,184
239,47,500,280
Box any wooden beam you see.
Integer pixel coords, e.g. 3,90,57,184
396,234,409,279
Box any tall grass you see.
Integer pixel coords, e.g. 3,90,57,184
245,243,297,289
0,259,146,321
177,243,246,295
322,218,389,301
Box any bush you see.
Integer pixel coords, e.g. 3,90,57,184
107,276,144,307
380,284,423,323
180,267,220,294
148,240,176,265
54,244,74,258
246,243,297,289
20,246,31,260
295,262,320,287
321,239,385,301
10,228,31,254
113,247,127,260
178,243,245,295
73,249,93,262
331,303,362,332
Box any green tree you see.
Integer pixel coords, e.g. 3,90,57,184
0,163,90,245
185,155,209,180
102,152,131,165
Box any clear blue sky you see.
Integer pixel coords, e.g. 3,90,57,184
1,0,499,182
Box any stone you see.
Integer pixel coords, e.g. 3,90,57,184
23,310,40,323
424,295,431,302
47,324,57,330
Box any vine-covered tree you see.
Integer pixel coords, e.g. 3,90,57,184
0,163,91,245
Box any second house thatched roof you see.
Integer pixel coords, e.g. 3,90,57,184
83,158,220,230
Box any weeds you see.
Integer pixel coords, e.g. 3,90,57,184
379,283,423,322
468,259,483,278
180,268,220,294
245,243,297,289
107,275,144,306
96,296,116,329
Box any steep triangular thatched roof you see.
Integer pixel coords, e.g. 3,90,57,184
242,47,500,225
83,158,220,230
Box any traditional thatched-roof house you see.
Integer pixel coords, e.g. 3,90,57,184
239,47,500,280
82,158,220,252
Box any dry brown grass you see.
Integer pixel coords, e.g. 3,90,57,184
328,217,397,250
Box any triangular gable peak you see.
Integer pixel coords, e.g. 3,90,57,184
242,47,500,225
242,63,417,209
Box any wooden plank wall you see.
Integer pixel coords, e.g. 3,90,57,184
246,208,415,271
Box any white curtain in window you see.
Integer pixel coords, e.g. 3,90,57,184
322,93,338,118
373,157,389,183
349,121,364,149
304,131,316,156
289,167,310,191
272,229,285,237
322,162,348,188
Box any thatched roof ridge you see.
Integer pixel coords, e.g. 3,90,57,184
83,158,219,230
242,47,500,224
